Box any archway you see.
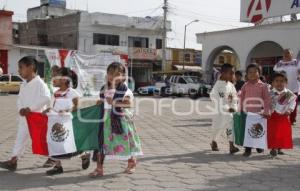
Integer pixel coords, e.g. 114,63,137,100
206,46,240,83
247,41,284,82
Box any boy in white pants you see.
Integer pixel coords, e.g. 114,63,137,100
0,56,51,171
210,63,239,154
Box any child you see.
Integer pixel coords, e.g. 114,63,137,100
210,63,239,154
89,62,143,177
0,56,51,171
240,63,271,157
42,65,61,168
268,72,296,157
235,71,245,92
273,49,300,125
43,67,91,175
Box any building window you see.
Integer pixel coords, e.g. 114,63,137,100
156,39,162,49
184,53,191,62
93,33,119,46
128,37,149,48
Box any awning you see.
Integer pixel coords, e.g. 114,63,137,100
173,65,202,72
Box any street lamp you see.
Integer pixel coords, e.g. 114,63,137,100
183,19,199,70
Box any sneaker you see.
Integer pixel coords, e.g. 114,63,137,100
81,153,91,170
256,148,264,153
0,160,17,171
42,158,55,168
277,149,285,155
270,149,277,157
46,166,63,176
210,141,219,151
230,147,240,155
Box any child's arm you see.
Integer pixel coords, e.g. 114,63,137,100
239,85,245,113
262,85,271,117
229,84,238,112
113,96,133,108
72,97,79,112
285,92,297,115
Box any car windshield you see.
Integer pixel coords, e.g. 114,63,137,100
183,76,199,84
0,76,9,82
11,76,23,82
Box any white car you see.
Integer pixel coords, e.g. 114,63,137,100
154,75,211,98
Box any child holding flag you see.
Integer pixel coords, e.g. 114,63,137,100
0,56,51,171
89,62,143,177
43,67,91,175
268,72,296,157
209,63,240,154
240,63,271,157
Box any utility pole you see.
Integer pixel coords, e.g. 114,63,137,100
162,0,167,72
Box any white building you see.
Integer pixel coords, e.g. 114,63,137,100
18,3,171,88
77,12,170,88
196,0,300,83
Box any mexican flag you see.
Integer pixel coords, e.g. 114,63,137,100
233,112,267,149
26,105,101,156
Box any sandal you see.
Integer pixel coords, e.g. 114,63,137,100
89,168,104,178
124,159,137,174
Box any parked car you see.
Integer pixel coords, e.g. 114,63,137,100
0,75,24,94
154,75,211,98
137,85,156,95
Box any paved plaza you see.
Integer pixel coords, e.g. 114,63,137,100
0,95,300,191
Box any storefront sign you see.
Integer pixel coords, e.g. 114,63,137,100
130,48,158,60
241,0,300,23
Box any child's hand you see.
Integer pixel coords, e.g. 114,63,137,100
284,111,292,116
96,100,103,105
228,108,235,113
20,107,31,117
19,108,26,116
106,97,113,105
261,113,271,119
42,108,51,115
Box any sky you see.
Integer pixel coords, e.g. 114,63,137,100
0,0,250,50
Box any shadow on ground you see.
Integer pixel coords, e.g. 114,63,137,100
0,169,120,190
140,150,271,165
200,164,300,191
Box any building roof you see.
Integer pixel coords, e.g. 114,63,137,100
196,19,300,38
0,10,14,16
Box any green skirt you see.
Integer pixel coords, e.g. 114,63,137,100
103,109,143,160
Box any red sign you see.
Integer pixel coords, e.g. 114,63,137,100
247,0,272,23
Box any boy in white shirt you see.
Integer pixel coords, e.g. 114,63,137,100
210,63,239,154
0,56,51,171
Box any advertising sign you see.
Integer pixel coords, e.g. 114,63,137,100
241,0,300,23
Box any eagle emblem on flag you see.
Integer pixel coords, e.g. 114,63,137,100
50,123,70,142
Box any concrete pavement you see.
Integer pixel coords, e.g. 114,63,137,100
0,95,300,191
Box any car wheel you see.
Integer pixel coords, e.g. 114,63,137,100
189,89,199,99
161,87,170,97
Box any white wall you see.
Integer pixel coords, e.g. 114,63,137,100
78,12,163,54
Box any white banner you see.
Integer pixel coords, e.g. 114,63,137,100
65,52,122,96
241,0,300,23
243,112,267,149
